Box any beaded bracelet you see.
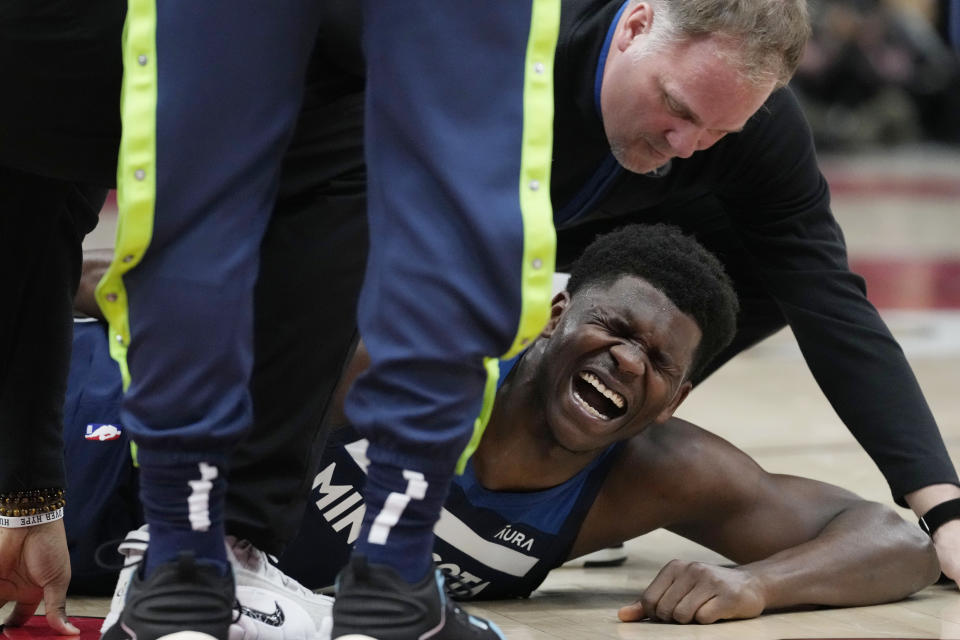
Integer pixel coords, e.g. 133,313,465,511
0,488,65,518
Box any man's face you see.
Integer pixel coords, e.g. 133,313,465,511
534,275,700,453
599,3,776,174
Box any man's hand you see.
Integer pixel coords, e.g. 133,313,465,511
905,483,960,589
618,560,766,624
0,521,78,634
933,520,960,585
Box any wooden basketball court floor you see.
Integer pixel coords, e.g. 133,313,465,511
7,146,960,638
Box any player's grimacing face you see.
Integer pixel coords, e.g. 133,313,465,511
536,276,699,453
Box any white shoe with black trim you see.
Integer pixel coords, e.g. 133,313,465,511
100,527,149,637
561,544,628,568
226,535,334,638
100,527,333,640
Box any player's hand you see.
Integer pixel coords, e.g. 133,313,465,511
933,519,960,588
0,521,78,634
618,560,766,624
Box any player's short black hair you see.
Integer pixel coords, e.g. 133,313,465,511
566,224,738,380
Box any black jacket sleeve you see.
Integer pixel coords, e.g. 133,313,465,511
713,88,957,504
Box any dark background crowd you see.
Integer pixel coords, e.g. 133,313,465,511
790,0,960,150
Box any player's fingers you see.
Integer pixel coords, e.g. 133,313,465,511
617,599,646,622
638,560,682,619
648,564,699,621
43,583,79,635
670,583,717,624
693,595,724,624
3,600,39,628
650,581,693,621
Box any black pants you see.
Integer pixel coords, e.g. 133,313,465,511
556,196,787,387
0,165,103,492
225,90,368,556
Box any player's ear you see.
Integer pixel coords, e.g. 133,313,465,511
654,380,693,424
541,291,570,338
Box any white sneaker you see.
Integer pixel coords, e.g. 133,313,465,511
561,544,628,568
100,526,149,636
100,526,333,640
225,535,334,632
230,584,330,640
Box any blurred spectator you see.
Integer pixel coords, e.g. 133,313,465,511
949,0,960,52
791,0,960,150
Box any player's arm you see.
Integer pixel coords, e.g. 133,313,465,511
75,249,112,321
720,88,960,587
603,419,939,624
325,339,369,432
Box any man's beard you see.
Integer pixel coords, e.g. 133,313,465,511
609,137,667,175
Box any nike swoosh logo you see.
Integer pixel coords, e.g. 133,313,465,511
237,601,286,627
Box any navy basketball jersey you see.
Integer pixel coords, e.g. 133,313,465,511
278,425,623,599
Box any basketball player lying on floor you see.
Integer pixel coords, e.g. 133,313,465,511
69,224,938,625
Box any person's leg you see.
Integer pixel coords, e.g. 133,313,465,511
0,166,102,493
226,90,367,557
333,1,560,637
96,2,321,638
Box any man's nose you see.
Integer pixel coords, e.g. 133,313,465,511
664,122,700,158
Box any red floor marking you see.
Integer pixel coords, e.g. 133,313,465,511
824,172,960,198
851,258,960,309
2,617,102,640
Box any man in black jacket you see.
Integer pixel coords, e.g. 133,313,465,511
545,0,960,582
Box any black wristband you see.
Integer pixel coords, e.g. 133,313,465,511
918,498,960,535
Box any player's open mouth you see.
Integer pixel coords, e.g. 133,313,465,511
572,371,627,421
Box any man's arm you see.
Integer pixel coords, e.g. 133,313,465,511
584,418,940,624
713,87,959,579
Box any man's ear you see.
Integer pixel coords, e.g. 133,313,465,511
616,2,655,52
541,291,570,338
654,380,693,424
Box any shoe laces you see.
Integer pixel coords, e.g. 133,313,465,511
94,530,148,572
